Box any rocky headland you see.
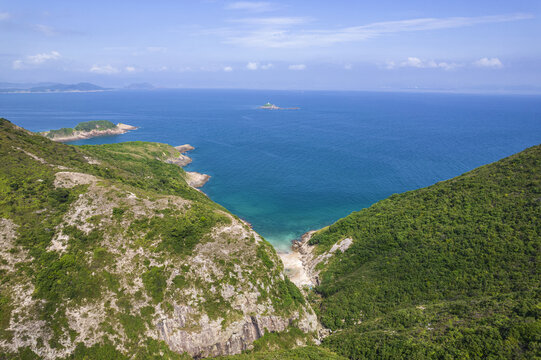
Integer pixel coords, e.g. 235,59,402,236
0,118,320,359
40,120,137,142
167,144,211,189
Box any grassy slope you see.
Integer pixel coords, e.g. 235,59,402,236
0,119,308,359
309,145,540,359
0,118,224,358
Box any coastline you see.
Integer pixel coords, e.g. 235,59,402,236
43,123,137,142
0,89,110,94
278,230,353,289
169,144,211,189
278,231,318,288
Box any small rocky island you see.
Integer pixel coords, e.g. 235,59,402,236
39,120,137,142
259,102,299,110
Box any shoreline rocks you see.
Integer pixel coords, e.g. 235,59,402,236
185,171,211,188
174,144,195,153
168,144,211,189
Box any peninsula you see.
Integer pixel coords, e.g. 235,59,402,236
39,120,137,142
0,82,108,94
169,144,212,188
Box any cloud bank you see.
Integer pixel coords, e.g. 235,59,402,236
223,13,533,48
90,64,119,74
386,57,459,71
288,64,306,70
474,57,503,69
12,51,61,69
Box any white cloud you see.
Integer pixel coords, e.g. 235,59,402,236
223,66,233,72
12,51,61,69
288,64,306,70
225,2,273,12
474,57,503,69
387,57,459,71
344,63,352,70
28,51,61,64
125,66,136,72
223,13,532,48
0,12,10,21
261,63,273,70
90,64,119,74
246,62,258,70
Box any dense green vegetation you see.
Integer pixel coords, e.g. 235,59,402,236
142,266,168,303
81,141,217,204
43,120,116,138
0,118,273,358
309,144,540,359
74,120,116,132
46,127,74,138
219,346,346,360
218,327,345,360
4,115,538,359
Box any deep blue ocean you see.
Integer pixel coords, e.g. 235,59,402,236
1,89,540,251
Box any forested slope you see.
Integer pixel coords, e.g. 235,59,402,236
309,144,540,359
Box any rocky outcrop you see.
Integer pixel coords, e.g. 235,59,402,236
157,309,298,358
287,231,353,287
175,144,195,153
0,120,319,359
185,171,211,188
165,145,211,189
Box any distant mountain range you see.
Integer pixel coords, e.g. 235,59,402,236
0,82,108,93
0,82,161,93
123,82,155,90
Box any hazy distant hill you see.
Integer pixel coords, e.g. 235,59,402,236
124,82,156,90
0,82,107,93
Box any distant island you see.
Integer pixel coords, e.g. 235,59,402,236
0,82,108,94
39,120,137,142
124,82,156,90
259,102,300,110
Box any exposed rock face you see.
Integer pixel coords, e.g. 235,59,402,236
175,144,195,153
158,311,291,358
0,120,318,359
164,145,211,189
289,232,353,287
166,153,192,167
185,171,211,188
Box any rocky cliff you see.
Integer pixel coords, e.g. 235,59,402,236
0,119,318,359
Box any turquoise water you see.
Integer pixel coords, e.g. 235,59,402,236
1,89,540,251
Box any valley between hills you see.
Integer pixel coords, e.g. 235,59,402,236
0,118,539,359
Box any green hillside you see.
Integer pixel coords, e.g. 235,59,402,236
309,145,540,359
0,118,316,359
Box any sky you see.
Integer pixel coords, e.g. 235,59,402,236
1,0,541,92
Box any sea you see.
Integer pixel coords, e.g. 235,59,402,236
1,89,540,251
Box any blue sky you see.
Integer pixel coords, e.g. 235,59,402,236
1,0,540,91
